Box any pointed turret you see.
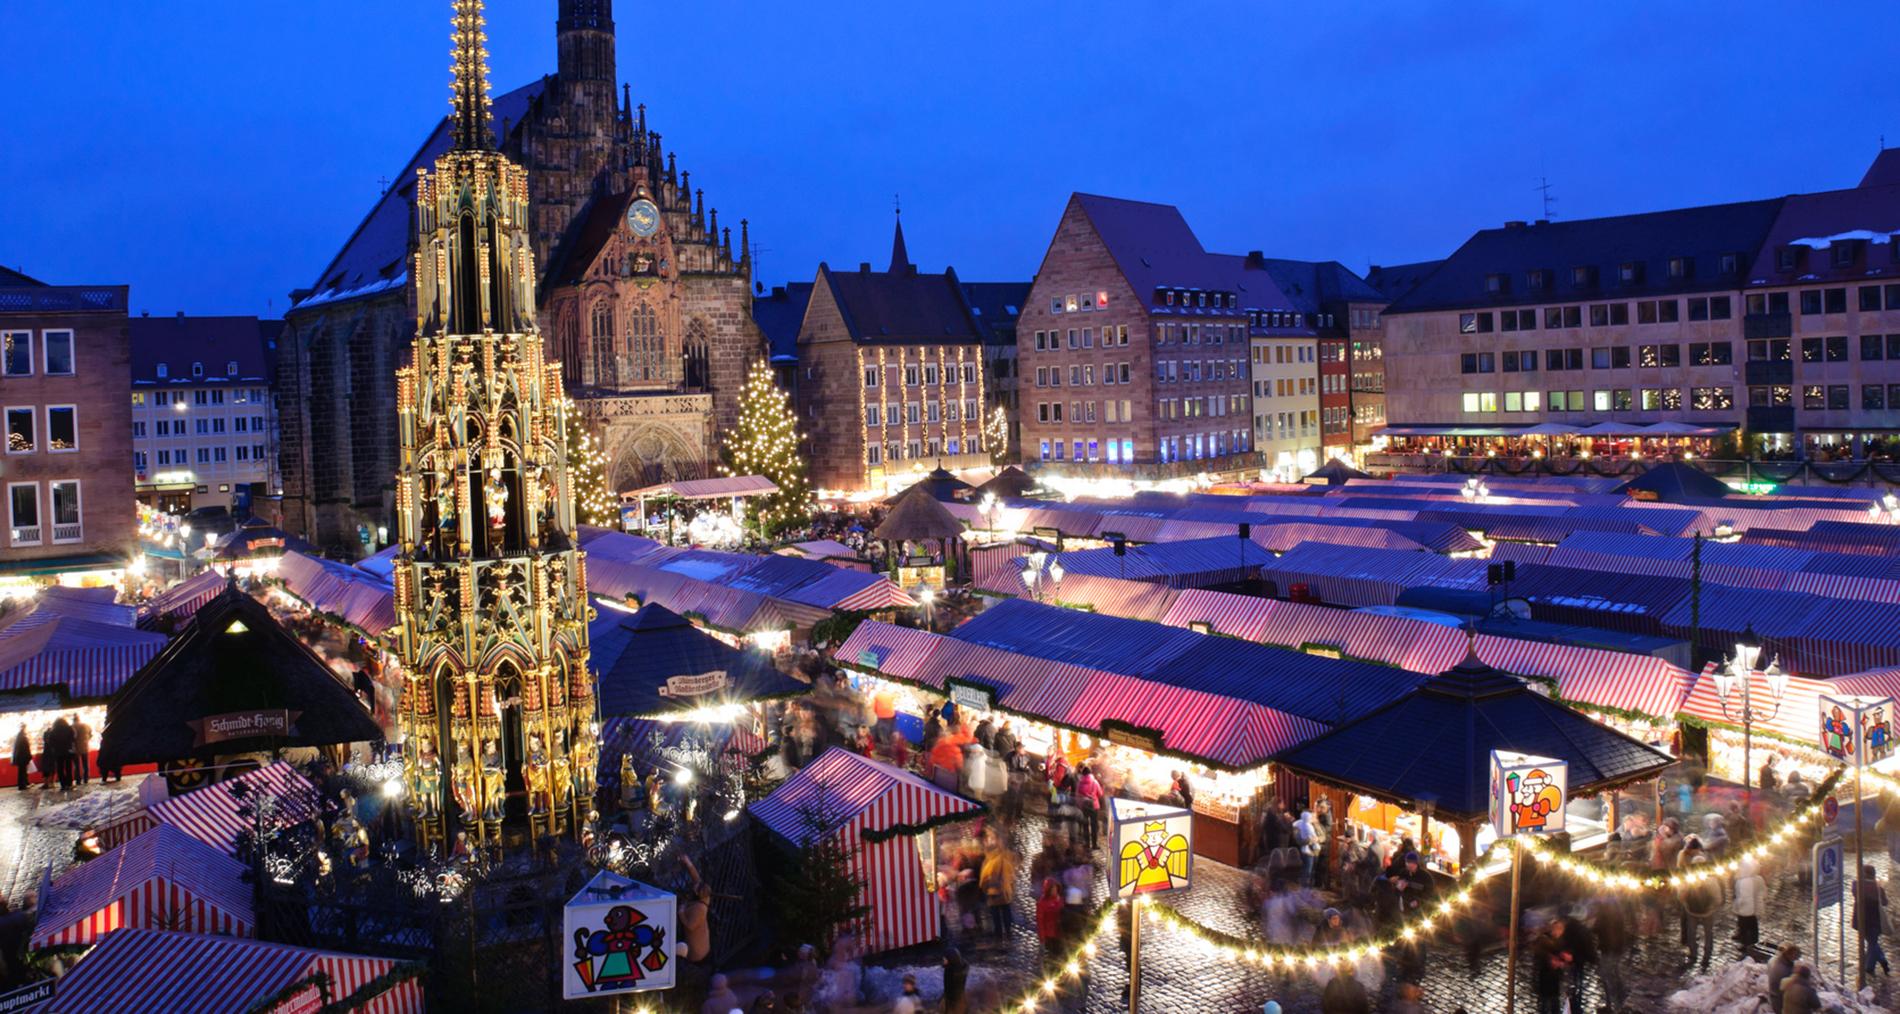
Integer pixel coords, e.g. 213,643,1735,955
889,213,911,273
449,0,494,150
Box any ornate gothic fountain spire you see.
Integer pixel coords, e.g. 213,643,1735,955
450,0,494,150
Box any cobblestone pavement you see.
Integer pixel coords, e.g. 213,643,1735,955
930,812,1900,1014
0,778,131,910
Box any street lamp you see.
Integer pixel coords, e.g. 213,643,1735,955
1711,624,1785,804
1046,557,1064,601
919,587,935,630
1461,477,1489,503
980,494,999,533
1021,551,1046,603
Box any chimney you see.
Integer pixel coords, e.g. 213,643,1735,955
859,262,871,274
1368,265,1381,274
772,286,786,298
1534,219,1549,226
1244,251,1266,269
141,311,150,317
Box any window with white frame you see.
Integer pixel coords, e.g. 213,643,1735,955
6,408,33,453
43,331,73,376
47,406,75,451
8,483,39,545
49,481,79,543
2,333,31,376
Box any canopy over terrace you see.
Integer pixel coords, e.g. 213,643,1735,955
1377,421,1737,460
1275,650,1676,870
589,602,808,718
622,474,779,534
97,588,384,773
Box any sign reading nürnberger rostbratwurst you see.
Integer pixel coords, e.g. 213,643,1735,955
189,709,302,746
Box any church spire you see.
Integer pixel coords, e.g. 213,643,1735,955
449,0,494,150
889,209,911,273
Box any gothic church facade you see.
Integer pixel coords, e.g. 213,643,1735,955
277,0,761,550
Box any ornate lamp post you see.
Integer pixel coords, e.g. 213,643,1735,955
1710,623,1786,804
979,494,999,534
1046,556,1064,602
1020,551,1045,603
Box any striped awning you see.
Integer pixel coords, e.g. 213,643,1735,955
1058,672,1323,768
139,570,228,627
1475,634,1695,718
31,928,423,1014
31,824,252,948
835,622,947,681
98,762,318,855
750,749,981,954
0,613,168,699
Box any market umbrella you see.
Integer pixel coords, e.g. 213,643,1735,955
98,585,384,776
973,465,1039,499
1614,461,1731,501
883,466,975,505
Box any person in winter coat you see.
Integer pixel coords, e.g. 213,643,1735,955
1854,863,1890,976
9,726,29,791
1036,879,1064,959
1294,812,1320,886
1593,896,1630,1012
1557,912,1598,1013
1318,960,1370,1014
1765,944,1801,1014
980,845,1016,939
891,974,925,1014
71,716,90,785
43,718,73,792
1779,964,1821,1014
1700,812,1728,855
940,947,969,1014
1651,818,1684,870
1733,855,1767,952
1679,855,1721,973
1074,767,1104,849
1529,921,1570,1014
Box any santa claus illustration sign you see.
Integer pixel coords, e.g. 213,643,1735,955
1489,750,1568,839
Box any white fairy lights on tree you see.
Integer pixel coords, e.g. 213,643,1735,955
561,398,618,528
719,359,814,538
986,404,1009,466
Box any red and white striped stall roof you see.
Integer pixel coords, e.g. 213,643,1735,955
1474,634,1696,718
1678,667,1835,742
750,749,981,954
1161,589,1275,641
98,762,319,855
0,613,168,699
835,622,950,683
139,570,228,627
26,928,422,1014
1032,572,1182,622
1057,673,1323,768
31,824,252,948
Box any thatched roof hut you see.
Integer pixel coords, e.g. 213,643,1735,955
873,488,967,543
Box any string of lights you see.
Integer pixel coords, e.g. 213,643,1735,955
718,359,815,536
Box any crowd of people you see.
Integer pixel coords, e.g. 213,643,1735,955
9,714,109,793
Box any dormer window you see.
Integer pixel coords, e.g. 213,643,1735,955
1196,292,1207,307
227,361,238,376
1778,248,1799,272
1527,269,1550,292
156,363,168,378
191,362,204,377
1485,273,1509,294
1164,291,1176,306
1667,257,1689,279
1719,253,1740,275
1571,265,1597,287
1832,242,1858,268
1619,262,1644,285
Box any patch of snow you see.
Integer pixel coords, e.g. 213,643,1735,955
1789,229,1900,249
1668,958,1888,1014
22,785,143,829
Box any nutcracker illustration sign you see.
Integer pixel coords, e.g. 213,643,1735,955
1820,694,1896,767
562,871,677,998
1109,797,1193,898
1489,750,1568,838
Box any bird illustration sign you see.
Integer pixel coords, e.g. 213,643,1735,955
1488,750,1568,839
562,870,677,998
1819,693,1895,767
1109,797,1193,898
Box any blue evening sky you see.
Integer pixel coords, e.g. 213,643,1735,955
3,1,1896,316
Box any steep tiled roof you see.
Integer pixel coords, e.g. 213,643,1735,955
959,281,1032,345
289,81,546,312
0,266,46,286
818,262,982,343
753,282,814,362
129,315,274,386
543,188,637,288
1070,194,1299,315
1363,260,1444,301
1744,179,1900,286
1256,258,1385,313
1384,199,1786,315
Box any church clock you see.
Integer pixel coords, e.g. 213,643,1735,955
626,198,660,237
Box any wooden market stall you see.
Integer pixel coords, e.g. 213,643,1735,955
31,824,253,948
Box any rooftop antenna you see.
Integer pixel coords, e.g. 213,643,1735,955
1536,177,1558,220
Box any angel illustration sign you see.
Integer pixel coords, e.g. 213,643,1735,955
1820,693,1896,767
1488,750,1568,839
1109,797,1193,898
562,871,677,997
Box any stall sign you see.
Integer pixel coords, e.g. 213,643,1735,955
1109,797,1193,898
620,504,644,530
1819,693,1896,767
856,649,881,669
0,689,61,716
267,983,324,1014
0,979,55,1013
562,870,677,998
1105,726,1161,753
189,709,301,747
1814,837,1845,909
1488,750,1567,838
946,681,994,714
658,671,730,698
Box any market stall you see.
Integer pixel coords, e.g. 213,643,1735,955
750,748,982,954
31,928,424,1014
96,760,320,854
30,824,253,948
1274,648,1676,877
97,587,384,793
0,587,169,786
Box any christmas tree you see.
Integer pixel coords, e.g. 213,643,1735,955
561,397,618,528
985,404,1010,466
719,359,814,538
767,785,873,954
